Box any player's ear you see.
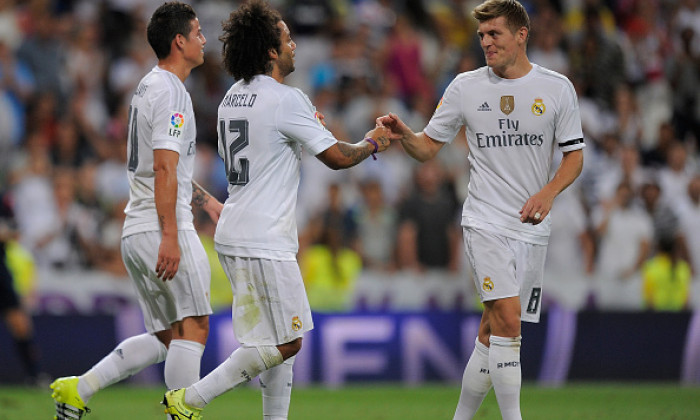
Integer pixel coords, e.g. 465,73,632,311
518,27,528,44
268,47,278,60
172,33,185,53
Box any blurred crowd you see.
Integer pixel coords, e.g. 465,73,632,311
0,0,698,313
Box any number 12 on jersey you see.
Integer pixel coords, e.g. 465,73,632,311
219,118,250,186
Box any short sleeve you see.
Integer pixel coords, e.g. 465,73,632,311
555,79,585,152
151,85,188,153
277,89,337,155
423,77,465,144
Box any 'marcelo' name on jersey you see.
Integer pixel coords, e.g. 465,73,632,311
221,93,257,108
475,118,544,148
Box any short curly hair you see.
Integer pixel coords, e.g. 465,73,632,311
146,2,197,60
220,0,282,83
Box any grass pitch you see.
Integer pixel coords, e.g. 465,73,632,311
4,382,700,419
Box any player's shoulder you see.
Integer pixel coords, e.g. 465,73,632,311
530,64,575,89
452,67,490,85
143,67,186,94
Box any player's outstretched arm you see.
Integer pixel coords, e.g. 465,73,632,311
316,126,395,170
191,180,223,223
377,113,443,162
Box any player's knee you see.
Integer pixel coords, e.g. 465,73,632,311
277,338,302,359
172,315,209,343
488,302,521,337
189,315,210,334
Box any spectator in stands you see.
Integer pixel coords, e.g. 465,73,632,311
595,143,646,204
380,14,434,107
16,11,68,104
642,120,678,168
353,179,398,272
0,39,34,158
396,160,460,273
658,141,695,205
593,181,653,310
667,25,700,144
568,3,625,110
678,173,700,307
642,236,691,311
34,166,100,270
529,5,569,76
639,172,688,258
612,84,643,147
65,21,108,131
301,183,358,254
301,212,362,312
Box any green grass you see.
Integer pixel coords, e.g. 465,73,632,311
5,382,700,419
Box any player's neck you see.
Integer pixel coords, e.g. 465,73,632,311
491,57,532,80
269,67,284,84
158,58,191,83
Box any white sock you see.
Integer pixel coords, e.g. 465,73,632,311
187,346,283,409
78,333,167,403
453,338,492,419
489,335,522,420
164,339,205,390
260,355,295,420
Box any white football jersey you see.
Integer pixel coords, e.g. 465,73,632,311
122,66,197,237
425,64,585,245
214,75,337,260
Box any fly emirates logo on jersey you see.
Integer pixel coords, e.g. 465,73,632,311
474,96,546,149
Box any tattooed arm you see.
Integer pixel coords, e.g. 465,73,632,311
316,125,396,170
192,180,223,223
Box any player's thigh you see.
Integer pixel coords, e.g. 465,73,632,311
512,238,547,323
171,230,212,317
121,231,212,333
218,254,313,346
464,227,519,302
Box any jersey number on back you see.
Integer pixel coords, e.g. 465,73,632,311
219,118,250,185
127,105,138,172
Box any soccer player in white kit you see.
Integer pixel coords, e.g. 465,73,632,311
162,1,396,419
379,1,585,419
50,3,222,419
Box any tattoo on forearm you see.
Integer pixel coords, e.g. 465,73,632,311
338,142,371,164
191,182,210,208
375,135,389,149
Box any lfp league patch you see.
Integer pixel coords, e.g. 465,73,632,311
169,111,185,138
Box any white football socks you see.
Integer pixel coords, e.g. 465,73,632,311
78,333,167,403
260,355,295,420
164,339,205,390
489,335,522,420
453,338,492,419
187,345,283,409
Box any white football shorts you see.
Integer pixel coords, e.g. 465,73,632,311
463,226,547,323
121,230,213,333
218,254,313,346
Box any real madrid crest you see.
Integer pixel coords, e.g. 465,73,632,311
531,98,546,116
292,316,302,331
482,277,494,292
500,96,514,115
